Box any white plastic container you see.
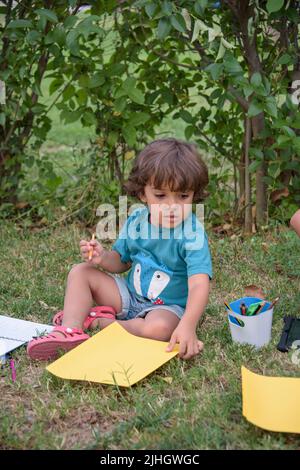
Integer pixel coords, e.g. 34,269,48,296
227,296,273,349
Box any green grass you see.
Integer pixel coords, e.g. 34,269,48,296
0,223,300,450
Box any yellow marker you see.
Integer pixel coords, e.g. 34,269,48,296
88,233,95,261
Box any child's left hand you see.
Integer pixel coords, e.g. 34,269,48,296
166,322,203,360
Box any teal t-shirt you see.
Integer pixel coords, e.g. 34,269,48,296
111,205,213,308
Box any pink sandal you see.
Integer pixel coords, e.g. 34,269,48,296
27,326,90,361
52,306,116,330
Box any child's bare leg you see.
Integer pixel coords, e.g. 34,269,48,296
97,308,180,341
55,263,122,335
291,209,300,237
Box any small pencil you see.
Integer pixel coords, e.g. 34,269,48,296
269,297,280,309
88,233,96,261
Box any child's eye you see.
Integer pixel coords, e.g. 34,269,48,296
181,195,189,199
155,195,165,198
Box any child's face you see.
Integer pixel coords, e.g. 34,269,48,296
140,183,194,228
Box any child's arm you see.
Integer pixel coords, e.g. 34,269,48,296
290,209,300,237
166,273,210,360
100,249,132,274
80,239,131,274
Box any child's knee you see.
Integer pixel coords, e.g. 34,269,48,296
290,209,300,236
143,319,173,341
68,262,91,279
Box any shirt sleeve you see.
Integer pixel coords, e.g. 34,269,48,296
111,207,143,264
180,226,213,280
111,217,132,264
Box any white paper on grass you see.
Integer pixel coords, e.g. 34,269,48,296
0,315,53,355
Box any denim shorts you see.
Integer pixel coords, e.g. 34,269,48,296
107,273,185,321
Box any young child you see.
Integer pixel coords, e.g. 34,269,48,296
290,209,300,237
27,138,213,361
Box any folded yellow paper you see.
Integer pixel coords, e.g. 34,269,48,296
242,366,300,433
46,322,179,387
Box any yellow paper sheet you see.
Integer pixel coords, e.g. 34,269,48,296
46,322,178,387
242,366,300,433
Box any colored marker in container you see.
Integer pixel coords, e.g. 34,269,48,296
240,303,247,315
224,301,232,311
225,301,244,326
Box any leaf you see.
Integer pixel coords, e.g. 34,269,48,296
157,18,171,39
208,25,221,43
128,87,145,105
223,53,243,76
248,160,262,173
61,108,82,124
26,30,41,45
122,125,136,147
266,0,284,13
66,30,80,56
278,53,293,65
87,73,105,88
125,150,135,160
244,285,266,299
250,72,262,87
248,101,263,117
162,376,173,384
195,0,208,14
122,78,144,104
170,14,186,33
180,110,194,123
145,2,157,18
216,39,226,61
49,78,63,95
161,1,173,15
35,8,58,24
7,19,32,28
185,125,194,140
205,63,223,81
265,96,278,118
0,113,5,127
221,37,235,50
249,148,263,159
270,187,289,203
243,84,254,99
182,8,191,31
15,201,29,209
191,19,202,43
107,131,118,147
122,77,136,93
128,112,150,127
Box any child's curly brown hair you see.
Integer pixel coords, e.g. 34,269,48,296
123,138,209,203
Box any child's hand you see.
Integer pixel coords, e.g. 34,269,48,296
166,322,204,360
79,239,106,265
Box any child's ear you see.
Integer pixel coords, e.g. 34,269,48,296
138,190,146,203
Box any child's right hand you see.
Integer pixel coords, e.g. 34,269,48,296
79,239,106,265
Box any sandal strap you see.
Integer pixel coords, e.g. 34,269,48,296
52,326,85,337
